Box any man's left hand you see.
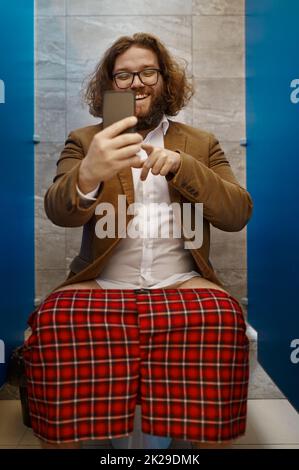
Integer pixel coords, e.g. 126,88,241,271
140,143,181,181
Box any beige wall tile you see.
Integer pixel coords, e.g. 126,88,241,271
192,0,244,16
35,231,66,270
35,79,66,142
66,227,83,271
35,195,66,237
193,15,244,78
220,140,247,188
66,16,192,80
193,78,245,141
67,80,99,133
36,0,66,16
66,0,193,16
210,226,247,270
35,16,65,80
35,142,65,197
169,99,194,127
35,269,67,300
214,268,247,303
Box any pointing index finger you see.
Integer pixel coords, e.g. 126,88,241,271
141,143,154,155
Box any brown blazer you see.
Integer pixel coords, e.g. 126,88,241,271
44,120,253,292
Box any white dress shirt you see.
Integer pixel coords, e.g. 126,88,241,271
76,115,201,289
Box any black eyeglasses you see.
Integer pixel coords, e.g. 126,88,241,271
112,68,161,89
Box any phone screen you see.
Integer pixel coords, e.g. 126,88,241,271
102,90,136,133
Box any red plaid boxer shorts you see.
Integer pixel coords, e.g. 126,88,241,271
22,287,249,444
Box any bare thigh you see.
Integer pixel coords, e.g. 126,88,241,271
171,276,229,294
52,277,228,294
52,279,103,293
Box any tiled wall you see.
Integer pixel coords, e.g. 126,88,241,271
35,0,248,303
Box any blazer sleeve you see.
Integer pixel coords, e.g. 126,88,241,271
166,133,253,231
44,131,104,227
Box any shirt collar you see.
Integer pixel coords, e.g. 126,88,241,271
160,114,170,135
144,114,169,142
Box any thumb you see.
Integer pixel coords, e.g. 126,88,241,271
141,143,154,155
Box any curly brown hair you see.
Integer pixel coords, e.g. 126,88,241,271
83,32,194,117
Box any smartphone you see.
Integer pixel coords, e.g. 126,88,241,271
102,90,136,133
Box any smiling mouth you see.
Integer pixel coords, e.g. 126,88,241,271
135,93,149,101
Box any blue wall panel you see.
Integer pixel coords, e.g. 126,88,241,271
0,1,34,384
246,0,299,410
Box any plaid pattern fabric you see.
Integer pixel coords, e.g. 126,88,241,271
23,288,249,444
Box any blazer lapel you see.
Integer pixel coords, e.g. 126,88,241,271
164,121,187,204
117,167,134,206
164,120,187,154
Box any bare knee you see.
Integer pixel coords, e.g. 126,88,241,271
177,276,229,295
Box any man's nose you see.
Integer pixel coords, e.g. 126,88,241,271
130,74,143,88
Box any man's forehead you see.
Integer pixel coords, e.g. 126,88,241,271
113,46,159,71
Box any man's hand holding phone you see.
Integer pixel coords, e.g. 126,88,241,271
78,116,143,194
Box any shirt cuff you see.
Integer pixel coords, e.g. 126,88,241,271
76,183,100,201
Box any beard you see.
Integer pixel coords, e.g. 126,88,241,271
136,92,167,132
